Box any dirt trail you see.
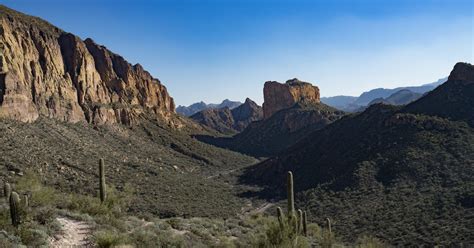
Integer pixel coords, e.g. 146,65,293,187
50,217,92,247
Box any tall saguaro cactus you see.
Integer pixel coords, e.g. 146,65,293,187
4,182,11,200
99,158,107,203
10,192,20,227
287,171,295,215
277,207,285,230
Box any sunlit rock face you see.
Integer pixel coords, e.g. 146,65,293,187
263,78,320,119
0,6,176,125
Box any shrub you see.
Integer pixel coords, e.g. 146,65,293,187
93,229,129,248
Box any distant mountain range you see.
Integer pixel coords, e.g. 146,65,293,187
321,77,447,112
368,89,423,106
176,99,242,116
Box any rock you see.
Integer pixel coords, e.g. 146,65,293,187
263,78,320,119
447,62,474,84
0,6,176,126
190,107,235,134
231,98,263,131
190,98,263,133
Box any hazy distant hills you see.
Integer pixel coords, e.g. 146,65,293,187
368,89,423,106
322,77,447,111
176,99,242,116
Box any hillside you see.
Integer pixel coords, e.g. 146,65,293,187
0,4,258,219
0,117,257,218
199,101,345,157
404,62,474,127
240,63,474,245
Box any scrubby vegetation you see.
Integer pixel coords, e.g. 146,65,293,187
2,170,381,247
0,117,257,218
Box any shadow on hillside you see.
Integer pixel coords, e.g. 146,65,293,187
193,134,234,150
235,157,288,201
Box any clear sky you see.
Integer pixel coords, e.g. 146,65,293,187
2,0,472,106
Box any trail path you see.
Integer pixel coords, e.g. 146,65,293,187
50,217,92,247
253,202,274,214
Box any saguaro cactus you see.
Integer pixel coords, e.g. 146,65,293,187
23,194,29,208
302,211,308,236
277,207,285,230
99,158,107,203
297,209,303,233
287,171,294,215
10,192,20,227
4,182,11,200
326,217,332,235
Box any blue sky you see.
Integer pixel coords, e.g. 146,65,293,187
2,0,472,106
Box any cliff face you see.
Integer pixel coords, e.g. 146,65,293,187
263,78,320,119
0,6,175,126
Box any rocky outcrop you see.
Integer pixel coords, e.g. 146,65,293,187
190,107,235,134
231,98,263,131
263,78,320,119
0,5,176,126
190,98,263,134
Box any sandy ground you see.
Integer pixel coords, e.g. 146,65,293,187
50,217,92,247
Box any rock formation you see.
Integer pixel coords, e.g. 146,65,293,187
0,5,175,126
231,98,263,131
263,78,320,119
190,98,262,133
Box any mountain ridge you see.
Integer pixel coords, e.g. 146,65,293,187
240,62,474,245
176,99,242,116
321,77,447,111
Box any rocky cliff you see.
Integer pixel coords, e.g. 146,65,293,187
0,5,176,126
263,78,320,119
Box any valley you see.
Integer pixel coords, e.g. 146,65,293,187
0,4,472,248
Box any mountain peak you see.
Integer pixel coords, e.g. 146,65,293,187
404,62,474,126
448,62,474,83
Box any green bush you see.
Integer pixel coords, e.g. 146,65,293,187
93,229,129,248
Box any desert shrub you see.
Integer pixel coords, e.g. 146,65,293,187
15,170,58,207
16,222,50,246
356,235,387,248
93,229,129,248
